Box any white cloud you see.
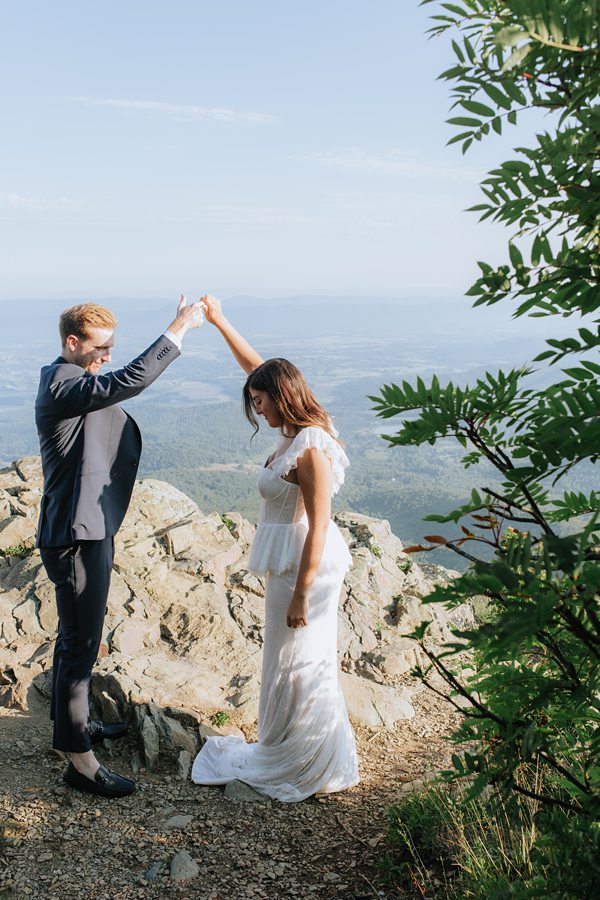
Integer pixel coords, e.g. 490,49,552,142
63,96,275,125
0,192,43,211
295,148,481,182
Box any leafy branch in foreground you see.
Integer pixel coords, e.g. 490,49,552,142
377,2,600,895
423,0,600,359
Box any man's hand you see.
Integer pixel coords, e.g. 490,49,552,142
199,294,225,327
167,294,205,338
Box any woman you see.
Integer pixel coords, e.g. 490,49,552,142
191,295,359,803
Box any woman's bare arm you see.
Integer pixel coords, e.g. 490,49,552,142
286,448,333,628
200,294,264,374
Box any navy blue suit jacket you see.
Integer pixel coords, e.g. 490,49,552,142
35,334,180,547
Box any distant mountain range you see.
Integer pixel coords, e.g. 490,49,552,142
1,294,594,569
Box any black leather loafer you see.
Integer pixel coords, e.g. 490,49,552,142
63,762,135,798
89,719,129,745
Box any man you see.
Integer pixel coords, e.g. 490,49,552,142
35,295,203,798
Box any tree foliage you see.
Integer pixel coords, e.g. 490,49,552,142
374,2,599,891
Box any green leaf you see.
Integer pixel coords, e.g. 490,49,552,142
451,39,465,63
509,243,524,268
447,130,475,146
447,116,482,127
462,99,496,118
442,3,471,18
481,82,512,110
503,80,527,105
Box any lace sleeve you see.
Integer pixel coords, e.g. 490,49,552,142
274,426,349,496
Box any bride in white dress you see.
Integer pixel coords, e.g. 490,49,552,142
191,295,359,803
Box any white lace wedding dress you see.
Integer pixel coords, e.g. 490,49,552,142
191,426,359,802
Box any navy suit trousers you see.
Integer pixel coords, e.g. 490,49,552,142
40,538,114,752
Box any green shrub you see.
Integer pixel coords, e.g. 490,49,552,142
0,544,31,559
210,711,230,728
221,515,237,535
381,779,553,898
374,3,600,896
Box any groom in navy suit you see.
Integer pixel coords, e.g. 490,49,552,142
35,295,202,798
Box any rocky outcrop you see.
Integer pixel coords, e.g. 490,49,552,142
0,457,473,763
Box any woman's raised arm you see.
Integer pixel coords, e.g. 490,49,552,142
200,294,264,374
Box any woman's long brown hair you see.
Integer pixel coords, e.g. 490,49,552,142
243,358,336,439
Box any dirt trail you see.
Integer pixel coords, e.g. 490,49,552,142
0,690,458,899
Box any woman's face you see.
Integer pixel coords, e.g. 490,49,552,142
250,389,283,429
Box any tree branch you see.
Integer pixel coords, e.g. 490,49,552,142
529,33,586,53
445,541,492,566
556,604,600,658
418,642,507,727
419,677,482,718
511,782,581,814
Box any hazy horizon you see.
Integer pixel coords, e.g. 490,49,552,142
2,293,593,572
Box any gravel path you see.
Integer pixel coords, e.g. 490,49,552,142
0,690,458,899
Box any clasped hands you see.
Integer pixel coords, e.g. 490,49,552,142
181,293,223,322
167,293,223,337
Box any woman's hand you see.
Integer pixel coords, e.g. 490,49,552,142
199,293,225,327
198,294,264,373
286,594,309,629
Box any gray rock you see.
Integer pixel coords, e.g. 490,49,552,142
144,861,165,882
0,515,37,551
12,598,43,637
170,849,199,880
14,457,42,482
224,780,268,802
198,723,222,743
110,618,160,655
140,715,160,769
148,705,198,754
0,458,473,732
164,814,194,829
164,522,197,558
165,706,203,728
198,722,245,745
0,467,24,492
176,750,192,779
340,673,415,727
94,689,122,723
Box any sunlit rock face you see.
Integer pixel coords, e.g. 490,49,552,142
0,458,473,734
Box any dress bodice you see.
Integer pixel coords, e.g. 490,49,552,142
257,465,305,525
247,426,352,578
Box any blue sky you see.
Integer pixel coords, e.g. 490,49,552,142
0,1,531,302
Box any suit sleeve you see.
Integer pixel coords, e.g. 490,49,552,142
48,335,181,417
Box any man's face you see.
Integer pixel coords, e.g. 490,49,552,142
65,327,115,373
